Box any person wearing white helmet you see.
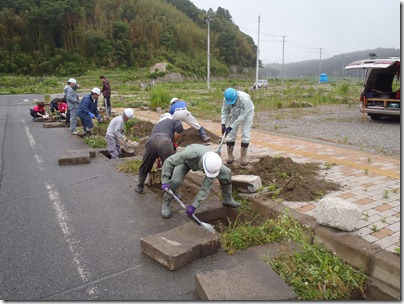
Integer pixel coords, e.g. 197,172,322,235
77,87,102,136
221,88,255,166
135,112,184,194
160,144,241,219
168,97,210,142
105,108,135,159
64,78,80,134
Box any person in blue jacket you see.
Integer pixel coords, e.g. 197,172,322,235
77,87,102,136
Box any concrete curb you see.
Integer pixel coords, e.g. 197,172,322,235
248,195,401,299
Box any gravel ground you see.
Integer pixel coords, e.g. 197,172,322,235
253,104,401,158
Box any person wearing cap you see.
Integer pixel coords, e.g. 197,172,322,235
64,78,80,134
30,101,49,120
168,97,210,142
77,88,102,136
160,144,241,219
135,113,184,195
105,108,135,159
221,88,255,166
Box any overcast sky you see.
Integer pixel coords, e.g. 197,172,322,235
190,0,401,64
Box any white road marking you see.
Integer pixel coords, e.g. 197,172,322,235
45,182,99,298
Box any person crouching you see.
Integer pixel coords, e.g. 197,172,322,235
105,108,135,159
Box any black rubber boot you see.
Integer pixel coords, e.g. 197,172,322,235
135,172,147,194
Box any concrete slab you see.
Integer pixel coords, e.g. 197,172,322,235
43,122,64,128
231,174,262,193
58,152,91,165
195,261,297,300
66,148,98,158
140,222,221,271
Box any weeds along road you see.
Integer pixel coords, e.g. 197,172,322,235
0,94,245,300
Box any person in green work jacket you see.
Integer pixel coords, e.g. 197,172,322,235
160,144,241,219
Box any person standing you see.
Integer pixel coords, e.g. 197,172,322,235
64,78,80,134
221,88,255,166
135,113,184,196
160,144,241,219
77,88,102,136
105,108,135,159
100,76,112,115
168,97,210,142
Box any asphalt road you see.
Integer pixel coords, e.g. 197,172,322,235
0,94,246,300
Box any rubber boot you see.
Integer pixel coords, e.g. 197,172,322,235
161,195,172,219
198,127,210,142
135,172,147,194
221,183,241,208
226,142,235,164
240,142,249,166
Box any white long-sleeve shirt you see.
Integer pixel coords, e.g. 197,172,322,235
106,115,125,139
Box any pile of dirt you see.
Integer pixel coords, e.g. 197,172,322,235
121,119,340,203
233,156,340,202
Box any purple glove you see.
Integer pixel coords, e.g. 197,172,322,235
225,127,232,135
161,183,170,192
186,205,196,216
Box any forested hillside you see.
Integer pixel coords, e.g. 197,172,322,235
0,0,257,76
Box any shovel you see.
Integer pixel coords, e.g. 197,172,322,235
165,189,216,234
216,132,226,156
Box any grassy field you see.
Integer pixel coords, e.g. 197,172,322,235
0,69,363,123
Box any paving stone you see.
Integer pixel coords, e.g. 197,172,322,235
58,152,91,165
231,174,262,193
195,261,297,300
140,222,220,271
66,148,98,158
43,122,65,128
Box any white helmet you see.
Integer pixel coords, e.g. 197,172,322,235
159,113,173,122
170,97,180,105
68,78,77,85
91,87,101,95
202,151,222,178
124,108,134,118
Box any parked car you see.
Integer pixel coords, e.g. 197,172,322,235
254,79,268,89
345,56,400,121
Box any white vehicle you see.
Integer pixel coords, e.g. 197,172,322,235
254,79,268,89
345,56,400,121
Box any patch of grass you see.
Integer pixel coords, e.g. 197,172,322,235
118,159,142,174
83,135,106,148
394,247,400,255
220,209,367,300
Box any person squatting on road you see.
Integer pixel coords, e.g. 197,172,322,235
64,78,80,134
135,113,184,195
50,98,68,121
221,88,255,166
105,108,135,159
160,144,241,219
77,87,102,136
168,97,210,142
30,101,48,120
100,76,112,115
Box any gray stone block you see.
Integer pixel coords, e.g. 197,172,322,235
140,222,220,271
66,148,97,158
43,122,64,128
58,152,91,165
231,174,262,193
195,261,297,300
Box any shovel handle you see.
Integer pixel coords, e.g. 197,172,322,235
166,189,203,225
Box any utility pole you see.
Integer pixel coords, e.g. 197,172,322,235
207,15,212,90
281,35,286,87
318,48,322,84
255,15,260,89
